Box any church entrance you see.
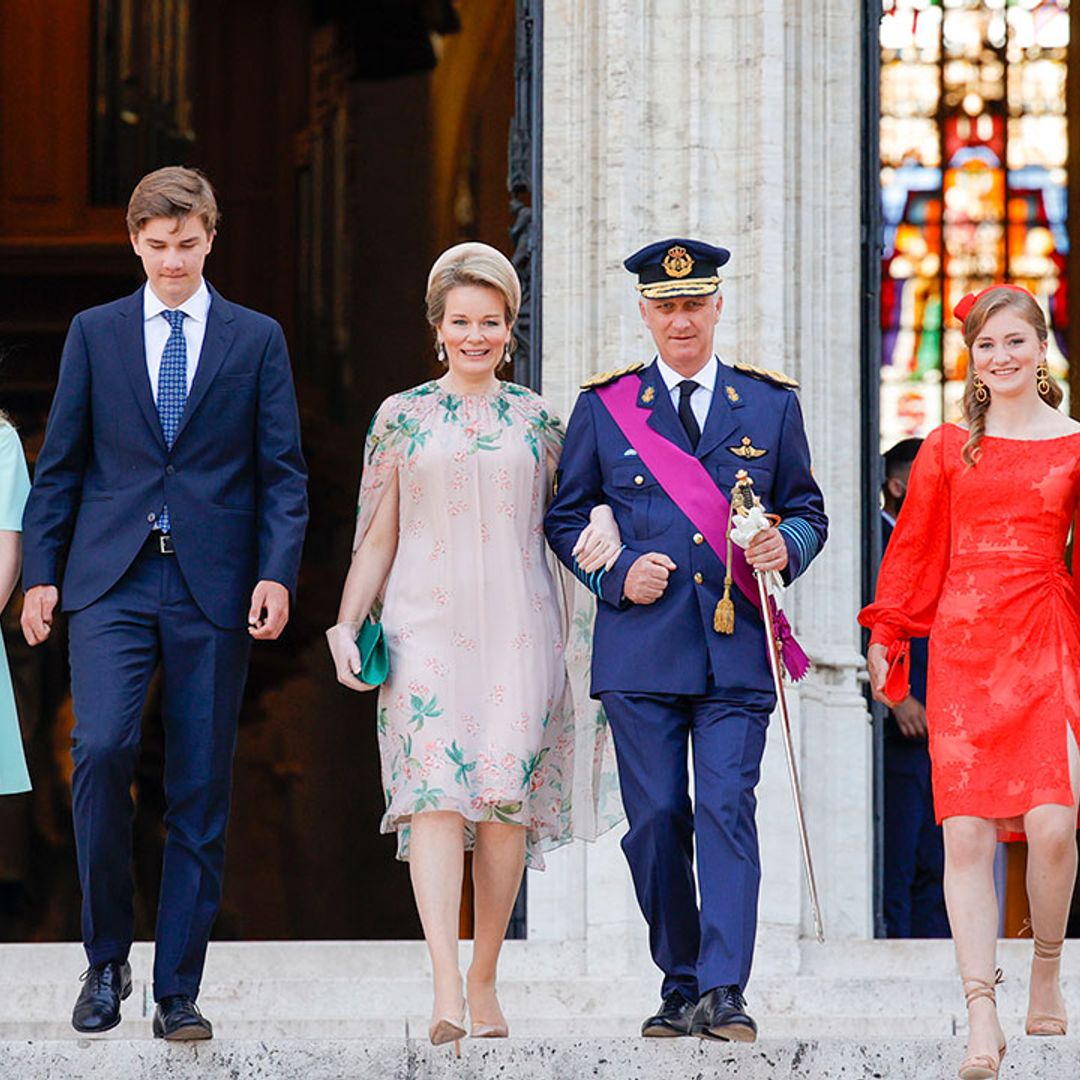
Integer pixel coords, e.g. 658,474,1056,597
0,0,536,943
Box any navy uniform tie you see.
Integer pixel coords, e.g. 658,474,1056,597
156,309,187,532
677,379,701,450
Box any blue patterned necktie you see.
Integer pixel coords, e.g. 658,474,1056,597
156,308,187,532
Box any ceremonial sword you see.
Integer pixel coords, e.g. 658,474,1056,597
731,471,825,943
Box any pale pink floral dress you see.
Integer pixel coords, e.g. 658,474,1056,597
354,380,620,868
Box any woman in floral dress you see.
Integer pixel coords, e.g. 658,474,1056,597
861,285,1080,1079
327,243,620,1046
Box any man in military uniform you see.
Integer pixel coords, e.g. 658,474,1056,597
545,239,827,1042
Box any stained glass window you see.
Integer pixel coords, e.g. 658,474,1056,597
880,0,1069,450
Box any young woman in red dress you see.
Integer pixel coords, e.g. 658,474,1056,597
861,285,1080,1080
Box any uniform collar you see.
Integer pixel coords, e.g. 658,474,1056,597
143,278,210,324
654,354,719,394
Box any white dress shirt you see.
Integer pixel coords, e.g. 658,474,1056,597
654,354,720,431
143,280,211,402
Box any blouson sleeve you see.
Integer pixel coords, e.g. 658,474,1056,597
858,424,952,649
0,424,31,532
351,396,406,554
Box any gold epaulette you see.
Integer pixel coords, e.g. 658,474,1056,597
580,362,645,389
734,362,800,389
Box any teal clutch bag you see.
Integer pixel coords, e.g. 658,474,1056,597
355,616,389,685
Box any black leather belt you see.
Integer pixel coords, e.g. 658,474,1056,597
148,532,175,555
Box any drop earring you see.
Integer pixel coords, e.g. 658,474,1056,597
1037,362,1051,396
973,373,989,405
437,342,447,364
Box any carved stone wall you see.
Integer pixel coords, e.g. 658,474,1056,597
531,0,872,976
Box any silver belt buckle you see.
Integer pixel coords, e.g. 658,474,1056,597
157,533,175,555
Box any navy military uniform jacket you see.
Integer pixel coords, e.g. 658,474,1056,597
545,358,827,697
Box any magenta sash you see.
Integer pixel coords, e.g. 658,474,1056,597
595,375,809,680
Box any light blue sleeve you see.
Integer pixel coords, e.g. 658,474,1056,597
0,423,31,532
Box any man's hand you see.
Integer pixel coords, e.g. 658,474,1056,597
623,552,676,605
248,580,290,640
745,526,789,573
21,585,59,646
892,695,928,739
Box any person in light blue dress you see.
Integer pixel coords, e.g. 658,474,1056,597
0,415,31,794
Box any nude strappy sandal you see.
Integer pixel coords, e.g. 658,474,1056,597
1026,935,1068,1037
958,970,1006,1080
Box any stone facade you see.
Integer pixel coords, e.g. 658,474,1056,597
531,0,872,980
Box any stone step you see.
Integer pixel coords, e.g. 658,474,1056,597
2,972,1073,1022
8,937,1077,982
0,1037,1077,1079
0,1014,961,1040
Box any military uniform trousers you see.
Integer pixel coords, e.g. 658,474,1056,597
600,682,775,1000
68,540,251,1000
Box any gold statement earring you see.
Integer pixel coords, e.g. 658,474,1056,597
973,373,989,405
1037,362,1051,396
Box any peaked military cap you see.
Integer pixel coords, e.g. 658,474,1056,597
624,237,730,300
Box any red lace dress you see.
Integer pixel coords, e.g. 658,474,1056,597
859,423,1080,827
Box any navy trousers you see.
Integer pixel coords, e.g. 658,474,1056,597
883,735,949,938
68,543,251,999
600,685,774,1000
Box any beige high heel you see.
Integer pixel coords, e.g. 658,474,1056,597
467,982,509,1038
1026,935,1068,1037
958,970,1006,1080
429,1012,467,1056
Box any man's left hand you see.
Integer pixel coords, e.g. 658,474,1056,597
248,580,290,640
745,526,789,573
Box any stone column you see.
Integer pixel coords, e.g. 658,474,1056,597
531,0,871,977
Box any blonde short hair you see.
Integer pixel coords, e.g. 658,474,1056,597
127,166,220,236
425,243,521,334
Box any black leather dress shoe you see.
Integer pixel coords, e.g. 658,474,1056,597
152,995,213,1041
641,991,697,1037
691,985,758,1043
72,960,132,1034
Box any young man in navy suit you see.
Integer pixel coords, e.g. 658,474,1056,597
545,239,826,1042
21,167,308,1039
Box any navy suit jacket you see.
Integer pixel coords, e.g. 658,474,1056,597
545,360,827,696
22,283,309,629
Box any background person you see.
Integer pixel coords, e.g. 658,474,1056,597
0,410,31,797
878,437,948,940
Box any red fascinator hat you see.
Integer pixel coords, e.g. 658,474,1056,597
953,284,1036,324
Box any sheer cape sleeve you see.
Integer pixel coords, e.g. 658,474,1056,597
510,385,625,844
858,424,952,649
351,394,410,555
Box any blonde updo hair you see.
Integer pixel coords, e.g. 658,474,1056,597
425,242,521,354
959,287,1060,466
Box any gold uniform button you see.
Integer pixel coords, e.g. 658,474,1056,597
634,474,645,486
693,572,703,585
693,533,704,545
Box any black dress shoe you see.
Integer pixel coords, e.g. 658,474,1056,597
152,995,213,1041
641,991,697,1037
691,985,758,1043
72,960,133,1034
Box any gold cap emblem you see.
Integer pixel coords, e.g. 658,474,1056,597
662,245,694,279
